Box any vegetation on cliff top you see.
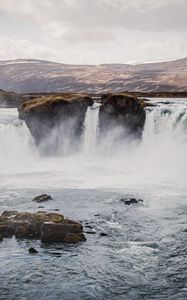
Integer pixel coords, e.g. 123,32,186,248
19,93,91,113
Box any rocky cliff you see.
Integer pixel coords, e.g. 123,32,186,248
99,93,146,138
18,94,93,154
0,89,23,108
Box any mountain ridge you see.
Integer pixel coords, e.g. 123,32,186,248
0,57,187,93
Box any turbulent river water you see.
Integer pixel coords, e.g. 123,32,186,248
0,99,187,300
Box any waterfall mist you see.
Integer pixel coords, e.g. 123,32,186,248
0,98,187,189
1,98,187,300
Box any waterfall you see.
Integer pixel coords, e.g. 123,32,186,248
143,99,187,141
1,100,187,162
139,99,187,176
0,108,36,162
0,99,187,189
83,103,100,155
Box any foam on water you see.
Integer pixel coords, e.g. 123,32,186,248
0,99,187,190
0,99,187,299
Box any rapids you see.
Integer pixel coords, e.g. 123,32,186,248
0,98,187,300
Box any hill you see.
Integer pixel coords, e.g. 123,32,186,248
0,58,187,93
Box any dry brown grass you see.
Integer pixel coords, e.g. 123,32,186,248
20,93,89,112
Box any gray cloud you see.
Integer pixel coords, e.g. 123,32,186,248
0,0,186,63
0,36,55,60
0,0,186,32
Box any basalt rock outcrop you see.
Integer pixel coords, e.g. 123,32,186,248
0,89,23,108
18,94,93,154
99,93,146,138
0,211,86,243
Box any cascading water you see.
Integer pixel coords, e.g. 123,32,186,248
140,99,187,177
0,108,36,162
0,99,187,188
0,98,187,300
143,99,187,139
83,103,100,155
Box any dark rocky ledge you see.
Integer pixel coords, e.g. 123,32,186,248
0,89,24,108
99,93,146,138
18,94,93,153
0,211,86,244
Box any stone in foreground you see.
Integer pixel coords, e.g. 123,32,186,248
41,223,86,243
0,211,86,244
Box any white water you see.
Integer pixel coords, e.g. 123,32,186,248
0,98,187,190
0,109,37,160
0,98,187,300
83,103,100,155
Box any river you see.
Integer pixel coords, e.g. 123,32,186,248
0,98,187,299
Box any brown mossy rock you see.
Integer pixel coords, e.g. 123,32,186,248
18,94,93,153
99,93,146,138
15,225,32,239
0,225,15,238
1,211,18,218
41,223,86,243
0,211,85,244
19,93,93,114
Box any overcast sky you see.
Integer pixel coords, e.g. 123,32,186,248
0,0,186,64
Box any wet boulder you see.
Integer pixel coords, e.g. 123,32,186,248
41,222,86,243
29,247,38,254
33,194,52,203
120,198,143,205
100,232,108,237
18,94,93,154
0,224,15,238
0,211,86,244
99,93,146,138
1,211,18,217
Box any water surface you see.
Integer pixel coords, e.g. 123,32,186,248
0,98,187,299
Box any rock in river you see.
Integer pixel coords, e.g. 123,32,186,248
29,247,38,254
0,211,86,244
32,194,52,203
120,198,143,205
100,232,108,237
